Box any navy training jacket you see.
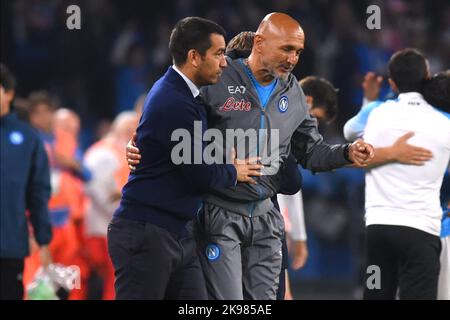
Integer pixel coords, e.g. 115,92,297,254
115,67,237,234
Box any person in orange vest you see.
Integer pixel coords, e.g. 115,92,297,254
25,95,86,299
84,111,138,300
53,108,91,300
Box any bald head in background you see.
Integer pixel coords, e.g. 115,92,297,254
248,12,305,85
54,108,80,137
109,111,139,147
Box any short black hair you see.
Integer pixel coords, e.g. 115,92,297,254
388,48,428,93
169,17,226,66
300,76,338,123
423,70,450,113
0,63,17,92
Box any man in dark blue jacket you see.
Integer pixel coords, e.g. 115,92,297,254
108,17,262,300
0,63,52,300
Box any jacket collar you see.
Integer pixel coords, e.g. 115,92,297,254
164,66,200,101
398,92,424,101
172,65,200,98
0,111,18,126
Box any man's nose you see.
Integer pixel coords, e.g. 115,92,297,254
220,56,228,68
287,53,298,65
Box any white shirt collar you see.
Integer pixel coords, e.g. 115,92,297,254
398,92,424,100
172,65,200,98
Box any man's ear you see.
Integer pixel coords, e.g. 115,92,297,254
4,89,15,104
253,34,264,53
388,78,398,93
187,49,200,68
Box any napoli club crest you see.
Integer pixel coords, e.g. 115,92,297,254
278,96,288,113
9,131,24,145
205,244,221,261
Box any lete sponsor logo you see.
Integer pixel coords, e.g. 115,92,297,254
220,97,252,112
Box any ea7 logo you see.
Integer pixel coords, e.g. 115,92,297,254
228,86,246,94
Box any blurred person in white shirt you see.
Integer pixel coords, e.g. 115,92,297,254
84,111,138,300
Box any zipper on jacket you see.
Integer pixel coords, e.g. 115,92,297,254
241,59,278,216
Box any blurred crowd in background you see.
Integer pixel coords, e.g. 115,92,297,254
1,0,449,299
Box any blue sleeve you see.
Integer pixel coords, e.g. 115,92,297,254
343,100,383,141
27,136,52,246
74,148,92,182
